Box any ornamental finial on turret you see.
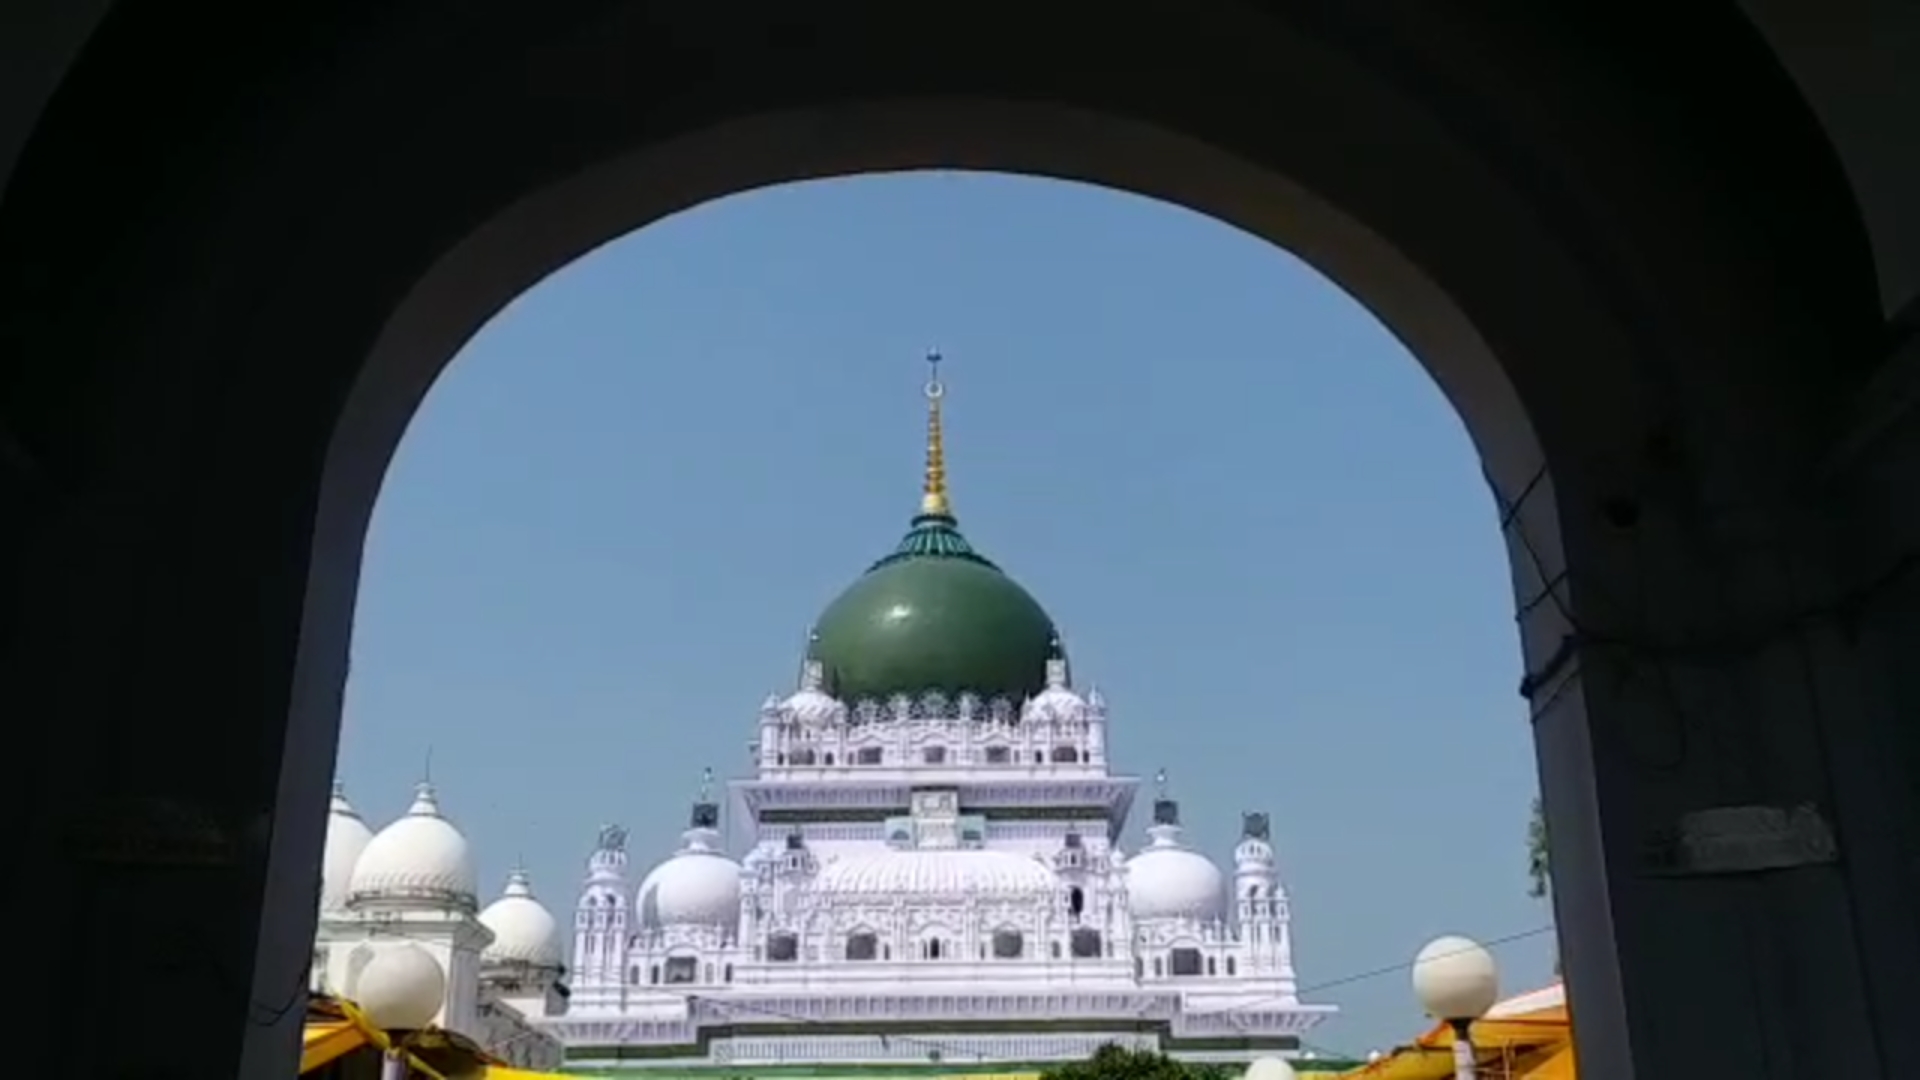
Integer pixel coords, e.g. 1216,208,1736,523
919,349,952,519
1152,768,1181,826
690,766,720,829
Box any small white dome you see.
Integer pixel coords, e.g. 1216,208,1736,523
1235,835,1275,869
782,660,847,725
636,829,741,927
1022,686,1087,724
348,782,477,910
479,868,562,967
1126,825,1225,921
350,942,446,1030
1022,656,1087,724
783,687,846,726
814,849,1060,898
321,783,374,911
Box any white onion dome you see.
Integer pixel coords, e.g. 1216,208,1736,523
321,782,374,912
479,868,563,967
347,782,478,910
781,659,848,726
1022,653,1088,724
636,824,742,928
815,848,1060,898
1126,801,1224,921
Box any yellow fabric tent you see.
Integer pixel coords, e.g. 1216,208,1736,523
1338,987,1574,1080
302,1019,370,1074
301,995,580,1080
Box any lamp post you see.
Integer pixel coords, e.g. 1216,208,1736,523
355,943,448,1080
1411,935,1499,1080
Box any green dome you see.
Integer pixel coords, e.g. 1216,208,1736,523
811,512,1060,706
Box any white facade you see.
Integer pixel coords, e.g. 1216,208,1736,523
549,655,1335,1071
312,782,569,1071
316,365,1334,1073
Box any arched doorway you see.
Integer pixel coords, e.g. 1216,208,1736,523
2,5,1914,1079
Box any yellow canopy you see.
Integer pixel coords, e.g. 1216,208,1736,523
301,1020,370,1074
1339,1000,1574,1080
302,995,579,1080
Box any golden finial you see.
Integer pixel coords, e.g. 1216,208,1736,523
919,349,952,517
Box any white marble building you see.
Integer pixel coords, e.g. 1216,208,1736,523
314,358,1336,1075
312,781,570,1071
545,358,1336,1072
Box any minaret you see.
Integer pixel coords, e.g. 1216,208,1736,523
573,822,630,991
1232,811,1296,987
1085,684,1109,764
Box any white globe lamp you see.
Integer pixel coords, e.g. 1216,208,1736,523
1412,935,1499,1080
1243,1056,1298,1080
1412,934,1500,1020
354,943,447,1031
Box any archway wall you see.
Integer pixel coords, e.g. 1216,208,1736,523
0,4,1906,1080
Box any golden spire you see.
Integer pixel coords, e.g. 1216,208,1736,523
920,349,952,517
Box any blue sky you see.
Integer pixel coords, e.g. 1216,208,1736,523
337,172,1555,1058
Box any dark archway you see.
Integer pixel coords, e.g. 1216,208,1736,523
3,4,1917,1080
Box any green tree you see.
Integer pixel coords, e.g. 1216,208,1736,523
1528,794,1563,977
1526,795,1550,899
1041,1044,1233,1080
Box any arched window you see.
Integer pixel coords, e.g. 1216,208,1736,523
1134,957,1144,978
991,929,1024,959
1226,957,1237,976
1067,886,1086,918
823,752,835,765
846,931,879,961
926,938,944,960
767,932,799,962
1152,957,1164,977
1051,941,1062,959
724,963,734,982
1070,927,1102,959
649,964,661,984
1207,956,1218,976
627,965,639,985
